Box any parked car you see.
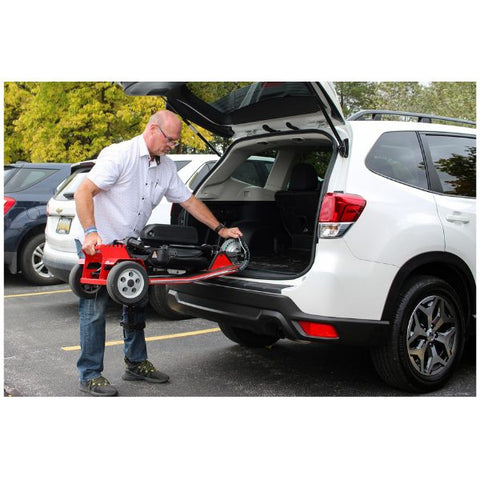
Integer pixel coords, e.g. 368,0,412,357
121,82,476,393
4,161,72,285
43,154,218,284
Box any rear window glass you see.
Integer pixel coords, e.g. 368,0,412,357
4,167,57,193
366,131,428,189
3,167,18,184
185,82,321,123
54,169,89,201
186,82,312,115
423,134,476,197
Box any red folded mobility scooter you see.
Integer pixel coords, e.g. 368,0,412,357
69,224,249,305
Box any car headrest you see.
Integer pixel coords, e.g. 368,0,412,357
288,163,318,191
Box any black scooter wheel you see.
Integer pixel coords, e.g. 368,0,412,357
69,263,103,299
106,261,149,305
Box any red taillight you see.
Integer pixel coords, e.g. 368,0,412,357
319,193,366,222
298,321,339,339
4,196,16,215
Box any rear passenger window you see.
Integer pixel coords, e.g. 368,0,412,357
54,170,88,200
232,161,263,186
423,134,476,197
231,154,275,188
366,132,428,189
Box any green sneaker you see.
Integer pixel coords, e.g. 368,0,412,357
79,376,118,397
122,358,169,384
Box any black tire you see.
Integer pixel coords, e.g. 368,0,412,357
20,232,62,286
106,261,149,305
148,285,193,320
68,263,103,299
371,275,465,393
219,322,280,347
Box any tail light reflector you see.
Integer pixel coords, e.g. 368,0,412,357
298,321,339,339
319,193,366,238
4,196,16,215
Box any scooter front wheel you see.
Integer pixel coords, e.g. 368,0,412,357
106,261,149,305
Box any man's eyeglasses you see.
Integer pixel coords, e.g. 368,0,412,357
157,126,180,146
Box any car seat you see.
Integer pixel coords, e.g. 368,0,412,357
274,163,320,249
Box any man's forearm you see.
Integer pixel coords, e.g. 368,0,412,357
74,179,102,231
75,191,96,230
74,180,103,255
180,195,222,231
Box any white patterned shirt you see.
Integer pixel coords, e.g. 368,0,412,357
76,134,192,244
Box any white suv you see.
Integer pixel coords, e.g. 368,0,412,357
122,82,476,393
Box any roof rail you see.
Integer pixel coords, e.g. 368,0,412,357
347,110,476,127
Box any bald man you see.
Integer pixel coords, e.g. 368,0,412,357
74,110,242,396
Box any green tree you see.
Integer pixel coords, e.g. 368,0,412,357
372,82,426,112
4,82,36,163
4,82,214,164
417,82,476,121
335,82,475,123
334,82,379,116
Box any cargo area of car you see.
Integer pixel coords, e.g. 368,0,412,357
172,134,335,279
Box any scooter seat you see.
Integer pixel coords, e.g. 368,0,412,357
140,224,199,246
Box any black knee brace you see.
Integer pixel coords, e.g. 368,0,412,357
120,305,146,332
120,320,146,332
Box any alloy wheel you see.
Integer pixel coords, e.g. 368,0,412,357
31,241,52,279
406,295,458,377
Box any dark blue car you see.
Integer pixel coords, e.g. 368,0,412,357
4,162,72,285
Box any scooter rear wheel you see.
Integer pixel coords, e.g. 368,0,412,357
69,263,103,299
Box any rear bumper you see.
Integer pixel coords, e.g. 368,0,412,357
168,280,390,346
43,243,77,282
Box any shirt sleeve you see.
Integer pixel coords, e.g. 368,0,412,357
164,162,193,204
86,145,122,191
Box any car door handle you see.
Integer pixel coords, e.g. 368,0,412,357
446,214,470,224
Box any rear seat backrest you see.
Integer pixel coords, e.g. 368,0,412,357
275,163,320,237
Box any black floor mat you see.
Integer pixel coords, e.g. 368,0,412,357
247,250,310,273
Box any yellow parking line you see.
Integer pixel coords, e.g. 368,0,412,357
5,289,73,298
62,327,221,351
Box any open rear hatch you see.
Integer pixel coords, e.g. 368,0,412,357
121,82,350,155
121,82,351,279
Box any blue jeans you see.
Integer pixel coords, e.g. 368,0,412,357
75,240,148,382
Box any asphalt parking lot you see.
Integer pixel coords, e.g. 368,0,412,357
3,271,476,397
